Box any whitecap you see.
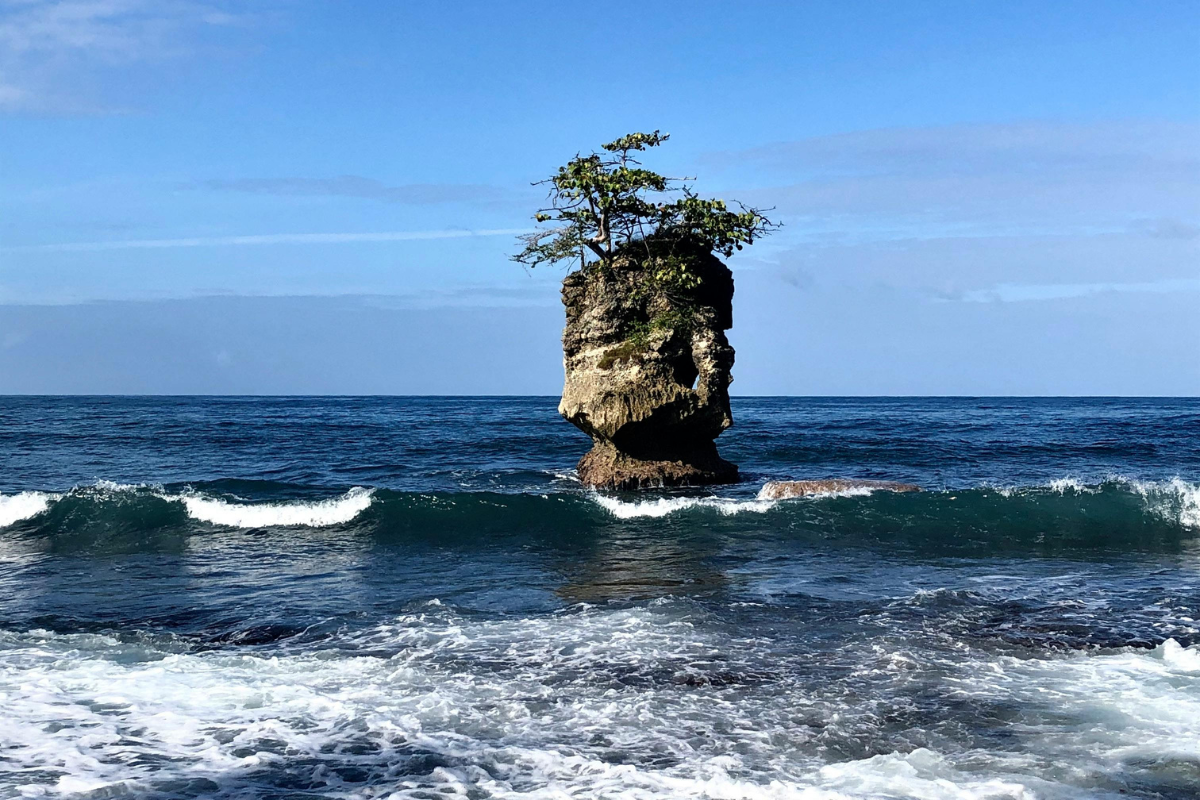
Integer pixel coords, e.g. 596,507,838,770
981,477,1200,528
591,493,775,519
1126,477,1200,528
181,487,374,528
1158,638,1200,674
1045,477,1096,494
986,477,1098,497
0,492,54,528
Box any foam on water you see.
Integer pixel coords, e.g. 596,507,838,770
0,492,54,527
976,476,1200,529
989,476,1099,498
592,493,776,519
948,638,1200,792
3,603,1199,798
6,477,1198,532
1129,477,1200,528
1159,637,1200,673
1044,477,1097,495
0,482,377,531
179,486,375,528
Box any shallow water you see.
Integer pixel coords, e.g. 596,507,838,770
1,397,1198,799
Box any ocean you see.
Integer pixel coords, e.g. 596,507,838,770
1,396,1198,799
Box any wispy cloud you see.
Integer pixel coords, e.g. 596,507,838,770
714,121,1200,173
707,121,1200,237
955,278,1200,303
200,176,518,206
0,0,259,112
361,284,560,310
1139,218,1200,241
760,228,1200,304
2,228,532,253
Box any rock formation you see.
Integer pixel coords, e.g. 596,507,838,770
758,480,922,499
560,246,738,490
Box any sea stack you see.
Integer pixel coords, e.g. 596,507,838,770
513,131,772,487
559,246,739,490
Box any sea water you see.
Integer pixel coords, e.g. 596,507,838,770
0,396,1198,799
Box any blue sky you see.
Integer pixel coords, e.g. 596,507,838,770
1,0,1197,394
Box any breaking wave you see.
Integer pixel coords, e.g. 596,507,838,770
0,483,376,534
0,491,54,528
1,478,1197,554
1130,477,1200,528
591,493,776,518
180,487,375,528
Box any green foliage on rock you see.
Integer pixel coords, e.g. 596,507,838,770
595,307,700,370
513,131,776,285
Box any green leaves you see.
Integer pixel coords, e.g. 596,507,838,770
602,130,670,153
656,190,774,258
513,131,775,271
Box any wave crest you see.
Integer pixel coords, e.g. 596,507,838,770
0,492,55,528
180,487,375,528
1129,478,1200,529
591,494,776,519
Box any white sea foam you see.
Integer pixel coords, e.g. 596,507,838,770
1158,638,1200,674
1127,477,1200,528
0,491,54,527
3,605,1196,799
813,749,1035,799
981,477,1200,528
592,493,776,519
988,477,1098,498
90,479,151,492
1044,477,1096,494
180,487,374,527
951,640,1200,790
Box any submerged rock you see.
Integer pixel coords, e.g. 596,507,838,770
759,479,922,499
560,248,738,490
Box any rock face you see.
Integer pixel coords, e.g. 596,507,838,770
759,480,922,499
560,248,738,490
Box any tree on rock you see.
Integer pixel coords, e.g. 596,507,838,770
513,131,775,275
517,132,775,491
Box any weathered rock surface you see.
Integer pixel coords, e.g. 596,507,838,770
759,479,922,499
560,248,737,490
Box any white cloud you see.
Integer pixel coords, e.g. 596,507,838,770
0,0,257,112
0,81,26,109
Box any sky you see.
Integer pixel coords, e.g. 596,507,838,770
0,0,1197,395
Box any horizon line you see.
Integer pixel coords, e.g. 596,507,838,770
0,394,1194,400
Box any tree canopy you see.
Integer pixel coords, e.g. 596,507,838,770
513,131,775,273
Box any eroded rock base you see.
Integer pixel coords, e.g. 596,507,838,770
578,443,738,491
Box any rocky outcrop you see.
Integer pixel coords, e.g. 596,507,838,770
759,480,922,499
559,247,737,490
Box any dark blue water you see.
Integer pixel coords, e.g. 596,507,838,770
1,397,1198,799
